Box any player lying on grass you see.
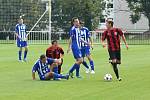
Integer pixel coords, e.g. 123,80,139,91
32,54,69,80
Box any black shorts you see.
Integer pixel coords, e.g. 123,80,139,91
108,50,121,64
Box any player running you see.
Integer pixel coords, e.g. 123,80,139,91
32,54,69,80
15,18,28,62
101,19,128,81
79,21,95,74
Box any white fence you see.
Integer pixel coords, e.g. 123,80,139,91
0,31,150,45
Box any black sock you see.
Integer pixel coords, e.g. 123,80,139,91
58,65,61,74
112,63,119,79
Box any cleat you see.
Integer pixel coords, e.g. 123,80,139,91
118,78,122,81
91,70,95,74
66,74,69,80
23,58,27,62
85,69,90,74
69,72,74,78
53,78,61,81
76,76,82,78
18,59,23,62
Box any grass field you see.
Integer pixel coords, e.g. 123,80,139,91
0,44,150,100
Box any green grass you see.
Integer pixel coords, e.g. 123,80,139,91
0,44,150,100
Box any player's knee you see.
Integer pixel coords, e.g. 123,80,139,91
77,58,83,64
112,59,117,63
25,47,28,51
49,72,54,77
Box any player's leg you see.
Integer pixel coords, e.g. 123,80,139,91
52,63,58,74
109,51,120,80
45,72,69,80
87,55,95,74
86,48,95,74
18,47,22,61
116,50,122,81
75,57,83,78
23,41,28,61
58,58,63,74
81,48,90,73
17,39,22,61
82,58,90,73
69,48,83,78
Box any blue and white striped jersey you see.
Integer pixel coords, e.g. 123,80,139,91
80,27,91,48
32,58,54,79
15,24,27,41
69,26,81,49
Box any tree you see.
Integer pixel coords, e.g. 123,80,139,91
126,0,150,30
0,0,47,31
52,0,103,31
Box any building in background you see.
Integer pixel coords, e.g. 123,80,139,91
99,0,149,31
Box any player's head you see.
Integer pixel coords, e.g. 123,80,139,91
40,54,47,63
51,40,58,47
18,18,23,24
71,17,80,27
106,18,113,29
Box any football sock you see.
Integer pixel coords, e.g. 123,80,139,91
24,50,28,59
90,60,94,70
69,63,78,73
53,67,58,74
53,73,66,79
58,65,61,74
19,50,22,60
82,61,89,69
76,64,80,76
112,63,119,79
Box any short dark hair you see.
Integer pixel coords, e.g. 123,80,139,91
51,40,57,45
71,17,78,26
40,54,46,60
107,20,114,27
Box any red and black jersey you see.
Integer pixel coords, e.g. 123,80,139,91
102,28,123,51
46,46,64,59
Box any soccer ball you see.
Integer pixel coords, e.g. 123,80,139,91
104,74,112,81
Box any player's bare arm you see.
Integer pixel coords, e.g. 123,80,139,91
32,72,36,80
122,34,129,50
67,37,72,53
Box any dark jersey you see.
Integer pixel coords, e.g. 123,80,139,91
46,46,64,59
102,28,123,51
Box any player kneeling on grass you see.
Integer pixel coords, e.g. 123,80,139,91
32,54,69,80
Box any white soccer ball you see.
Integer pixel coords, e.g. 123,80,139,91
104,74,112,81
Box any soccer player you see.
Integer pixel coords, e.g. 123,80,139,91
79,21,95,74
67,17,83,78
32,54,69,80
15,18,28,62
46,40,64,74
101,19,128,81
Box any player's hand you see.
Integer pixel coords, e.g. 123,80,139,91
102,44,106,48
91,44,94,50
126,44,129,50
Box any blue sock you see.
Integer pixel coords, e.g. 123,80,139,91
76,64,80,76
19,51,22,60
82,61,89,69
69,63,78,73
53,73,66,79
24,51,28,59
53,67,58,74
90,60,94,70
